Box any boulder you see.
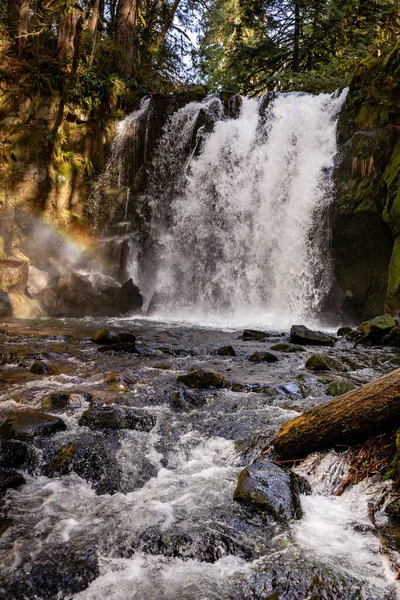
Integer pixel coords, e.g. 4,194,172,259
233,460,310,521
305,353,345,372
290,325,335,346
0,439,28,468
242,329,268,341
270,343,305,353
79,405,156,431
0,409,66,441
248,351,278,363
114,279,143,314
177,369,227,389
212,345,236,357
0,259,28,294
8,293,47,318
30,361,51,375
26,266,56,296
0,469,25,494
91,329,136,345
171,390,207,411
337,326,353,337
356,314,396,344
41,392,70,410
327,379,357,396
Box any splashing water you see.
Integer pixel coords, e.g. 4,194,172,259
144,90,347,327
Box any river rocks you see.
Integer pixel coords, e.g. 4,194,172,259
114,278,143,313
233,460,310,521
290,325,335,346
30,360,51,375
171,390,207,411
177,369,227,389
41,392,71,410
213,345,236,356
242,329,268,341
271,343,305,352
248,351,278,363
305,353,343,371
91,329,137,345
0,409,66,441
45,433,122,495
327,379,358,396
0,469,25,494
0,439,28,468
0,259,28,293
79,405,156,431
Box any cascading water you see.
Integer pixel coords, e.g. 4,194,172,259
143,90,347,326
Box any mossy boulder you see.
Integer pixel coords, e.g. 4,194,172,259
327,379,358,396
305,354,345,372
248,351,278,363
0,260,28,293
356,314,396,343
337,326,353,337
30,361,51,375
41,392,71,410
177,369,227,389
233,460,310,521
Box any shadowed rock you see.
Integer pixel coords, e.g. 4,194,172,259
248,351,278,363
79,405,156,431
0,469,25,494
290,325,335,346
0,409,66,441
177,369,227,389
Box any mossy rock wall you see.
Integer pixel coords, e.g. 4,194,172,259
332,41,400,321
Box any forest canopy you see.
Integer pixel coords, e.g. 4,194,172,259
0,0,399,104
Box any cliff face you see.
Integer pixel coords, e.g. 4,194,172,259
332,42,400,322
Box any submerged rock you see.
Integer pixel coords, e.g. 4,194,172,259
0,468,25,494
91,329,137,345
271,343,305,353
327,379,357,396
41,392,70,410
233,460,310,521
290,325,335,346
79,405,156,431
30,360,51,375
177,369,227,389
212,345,236,356
0,409,66,441
248,351,278,363
171,390,207,411
97,342,138,354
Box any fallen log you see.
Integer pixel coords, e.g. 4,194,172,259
271,368,400,460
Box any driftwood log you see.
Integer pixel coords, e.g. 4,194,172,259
271,368,400,460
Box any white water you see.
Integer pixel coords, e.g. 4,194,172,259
145,91,347,328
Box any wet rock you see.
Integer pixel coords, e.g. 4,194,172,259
385,325,400,347
327,379,357,396
337,326,353,337
233,460,310,521
271,343,305,352
0,259,29,293
0,409,66,441
97,342,138,354
79,405,156,431
171,390,207,411
248,351,278,363
30,360,50,375
242,329,268,341
305,353,345,372
114,278,143,313
41,392,70,410
213,345,236,357
0,291,12,317
0,439,28,468
356,314,396,344
177,368,227,389
3,541,99,598
45,433,122,495
385,497,400,519
290,325,335,346
91,328,137,345
26,265,56,296
0,468,25,493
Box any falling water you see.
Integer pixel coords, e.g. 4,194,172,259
145,90,347,326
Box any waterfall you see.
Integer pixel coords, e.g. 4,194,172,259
144,90,347,326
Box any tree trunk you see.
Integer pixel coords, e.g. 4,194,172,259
115,0,137,75
8,0,30,54
57,7,81,60
271,368,400,460
147,0,181,56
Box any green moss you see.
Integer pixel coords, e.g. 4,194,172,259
386,236,400,311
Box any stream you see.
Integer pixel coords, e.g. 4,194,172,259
1,316,400,599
